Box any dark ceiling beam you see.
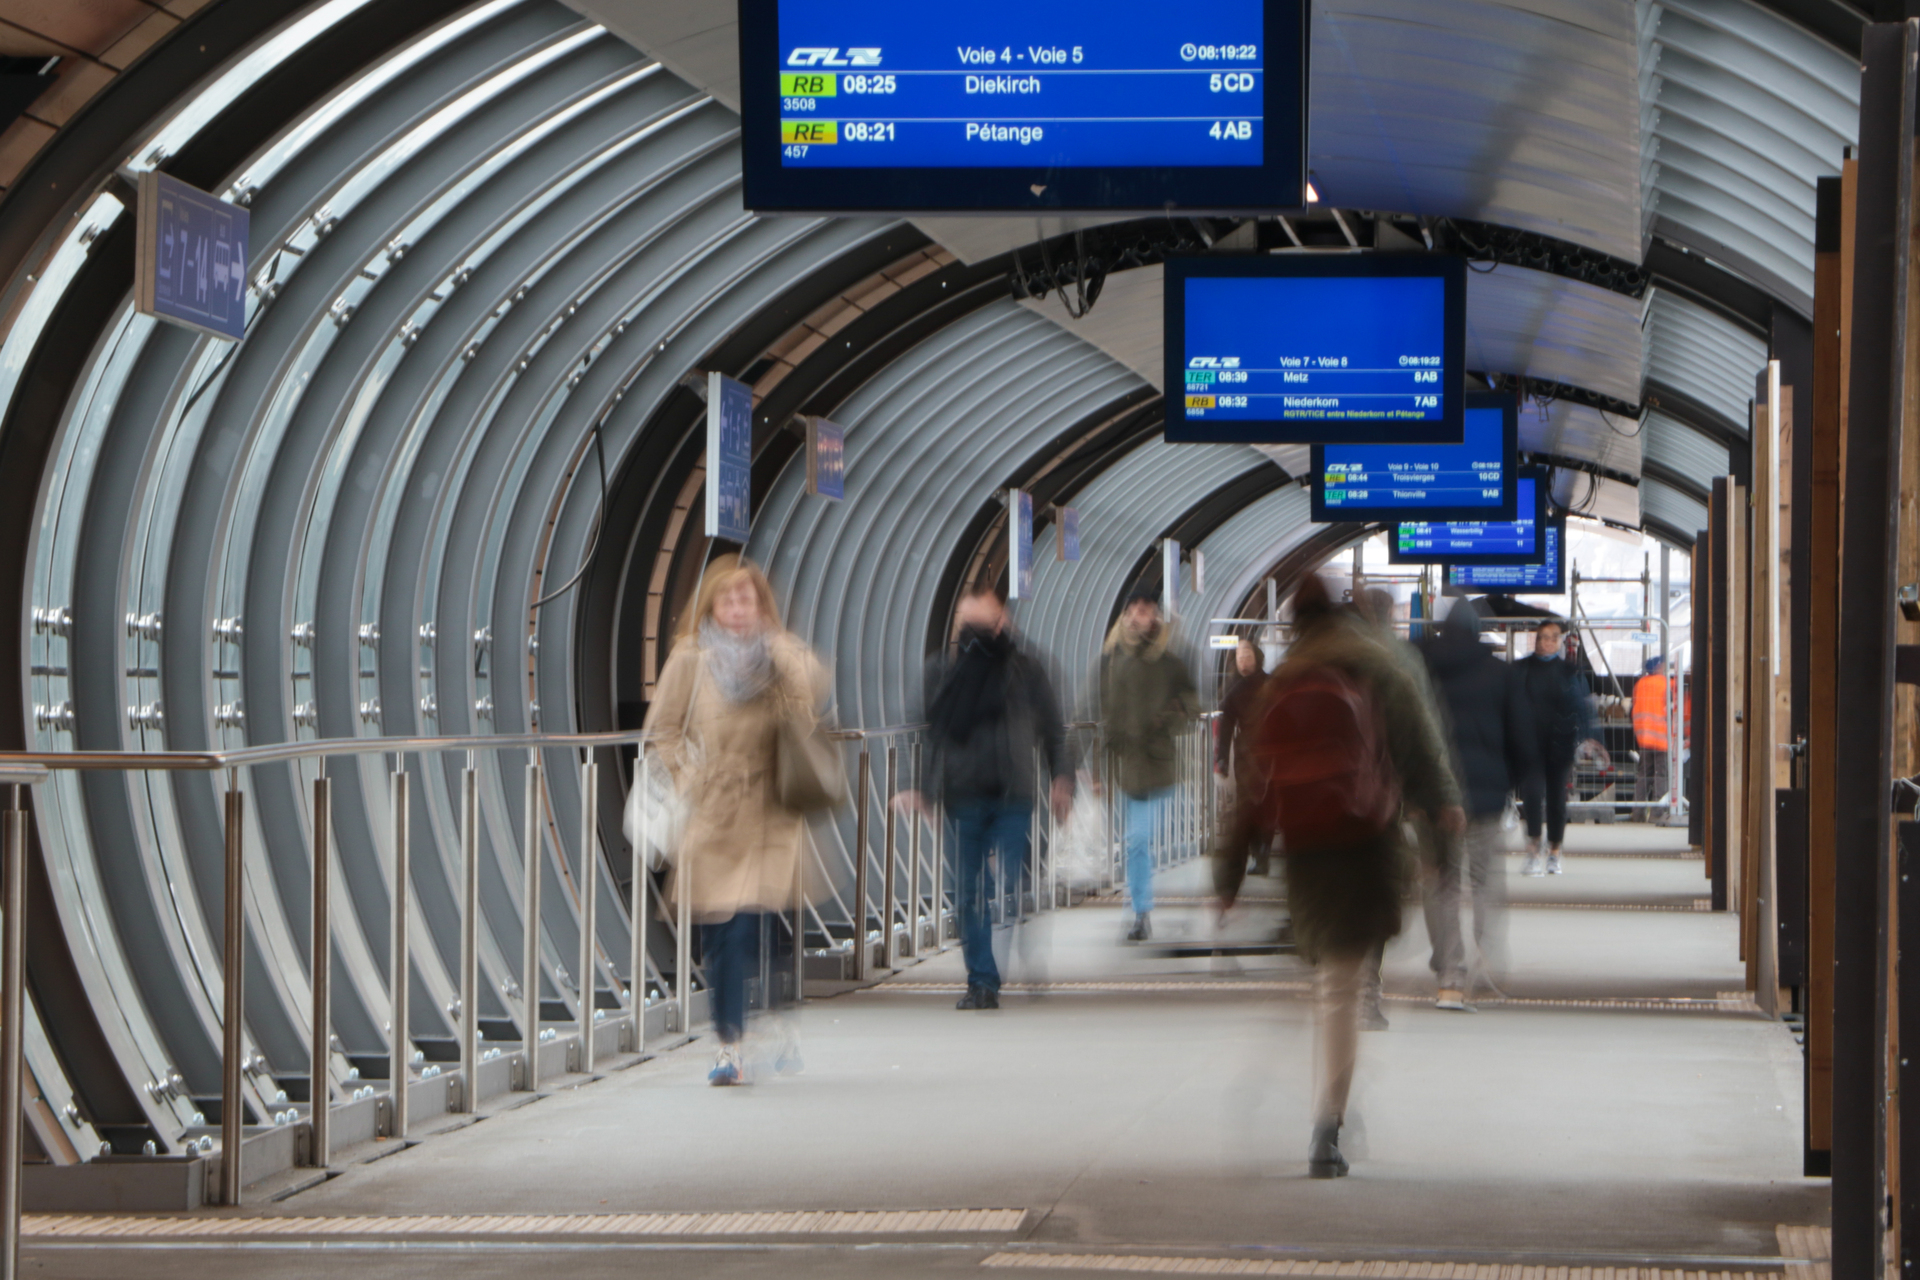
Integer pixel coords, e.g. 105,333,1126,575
1641,459,1714,507
1644,238,1776,336
1643,379,1751,456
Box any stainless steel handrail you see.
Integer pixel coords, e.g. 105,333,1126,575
0,729,651,1265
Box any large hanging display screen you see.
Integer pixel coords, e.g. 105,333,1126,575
1447,518,1567,594
1311,392,1517,523
1163,254,1467,444
1387,470,1549,566
738,0,1308,212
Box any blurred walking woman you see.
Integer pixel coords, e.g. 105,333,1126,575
645,556,828,1086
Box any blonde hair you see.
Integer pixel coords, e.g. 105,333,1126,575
678,554,781,641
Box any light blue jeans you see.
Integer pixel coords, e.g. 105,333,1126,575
1123,787,1174,916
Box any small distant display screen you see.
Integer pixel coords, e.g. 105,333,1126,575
1311,393,1517,523
1448,519,1567,594
1388,472,1549,565
1164,254,1467,444
739,0,1308,212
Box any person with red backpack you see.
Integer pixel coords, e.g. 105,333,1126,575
1254,575,1462,1179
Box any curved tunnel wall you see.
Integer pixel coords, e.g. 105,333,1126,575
0,0,1837,1160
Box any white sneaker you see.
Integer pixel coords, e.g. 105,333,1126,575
1546,852,1563,875
1522,852,1546,877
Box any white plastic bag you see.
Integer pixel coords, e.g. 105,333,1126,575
623,752,687,873
1057,782,1111,890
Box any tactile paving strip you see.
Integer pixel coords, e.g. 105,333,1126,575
1506,899,1713,912
871,981,1761,1015
983,1252,1778,1276
23,1208,1029,1240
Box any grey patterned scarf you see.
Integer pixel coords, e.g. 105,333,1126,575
700,618,774,704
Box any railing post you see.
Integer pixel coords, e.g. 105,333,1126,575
458,756,478,1113
630,754,646,1056
791,835,805,1004
221,773,244,1205
522,753,541,1087
883,746,898,970
853,747,870,981
578,759,599,1074
908,740,922,956
309,776,331,1170
1,798,27,1280
674,842,691,1034
933,788,946,949
389,767,409,1141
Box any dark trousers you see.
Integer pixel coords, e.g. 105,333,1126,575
1635,748,1670,806
700,911,765,1044
949,797,1033,992
1521,755,1572,845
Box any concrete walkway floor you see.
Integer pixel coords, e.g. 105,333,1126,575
23,823,1827,1279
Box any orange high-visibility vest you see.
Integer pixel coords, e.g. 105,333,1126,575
1632,673,1669,750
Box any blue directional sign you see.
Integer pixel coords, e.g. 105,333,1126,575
136,172,248,341
1009,489,1034,599
806,416,845,500
706,373,754,543
1056,505,1080,562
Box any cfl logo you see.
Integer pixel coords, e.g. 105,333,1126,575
786,47,882,67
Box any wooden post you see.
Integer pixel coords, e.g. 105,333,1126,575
1727,480,1748,949
1750,366,1782,1015
1806,169,1847,1174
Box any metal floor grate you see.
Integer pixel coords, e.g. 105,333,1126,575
983,1251,1781,1276
23,1208,1030,1240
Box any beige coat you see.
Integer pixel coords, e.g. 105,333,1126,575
645,629,829,924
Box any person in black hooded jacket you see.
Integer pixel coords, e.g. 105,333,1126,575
908,582,1071,1010
1418,600,1534,1007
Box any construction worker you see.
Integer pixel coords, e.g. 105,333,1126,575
1632,656,1672,811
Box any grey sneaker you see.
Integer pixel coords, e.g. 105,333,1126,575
1546,851,1563,875
1522,852,1546,877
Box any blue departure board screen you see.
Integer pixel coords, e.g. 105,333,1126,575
1311,393,1517,523
1388,471,1550,565
1163,254,1466,444
739,0,1307,212
1448,519,1567,594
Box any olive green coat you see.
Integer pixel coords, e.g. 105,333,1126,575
645,631,829,924
1100,617,1201,796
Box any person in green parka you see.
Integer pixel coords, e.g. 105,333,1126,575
1100,585,1200,942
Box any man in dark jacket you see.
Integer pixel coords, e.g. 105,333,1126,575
1419,601,1534,1008
1101,585,1200,942
1514,618,1608,875
916,583,1071,1010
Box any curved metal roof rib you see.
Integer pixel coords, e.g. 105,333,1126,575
750,300,1149,729
1644,0,1859,315
1313,0,1645,261
1019,441,1271,719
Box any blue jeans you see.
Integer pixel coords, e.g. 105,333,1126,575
700,912,764,1044
1124,788,1174,915
949,798,1033,992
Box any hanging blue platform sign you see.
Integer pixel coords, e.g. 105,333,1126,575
1009,489,1034,599
135,171,249,341
1056,505,1080,562
706,373,754,543
806,415,845,500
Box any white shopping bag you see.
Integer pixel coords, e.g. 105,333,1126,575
1057,781,1111,890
